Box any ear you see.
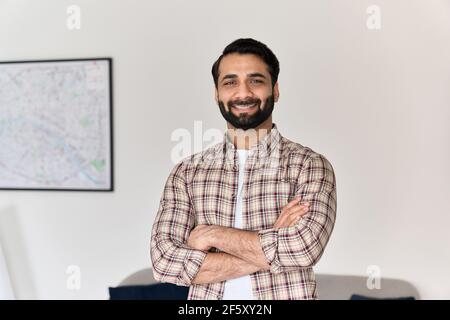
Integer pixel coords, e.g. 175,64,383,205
273,82,280,102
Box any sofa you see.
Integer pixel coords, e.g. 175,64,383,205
110,268,420,300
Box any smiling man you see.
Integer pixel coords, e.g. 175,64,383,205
150,38,337,300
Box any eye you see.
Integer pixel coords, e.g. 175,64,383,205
223,80,236,86
250,79,264,84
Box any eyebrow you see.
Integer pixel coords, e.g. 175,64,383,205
220,72,267,83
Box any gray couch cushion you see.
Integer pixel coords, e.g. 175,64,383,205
117,268,420,300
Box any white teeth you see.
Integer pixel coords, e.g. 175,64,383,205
235,103,257,109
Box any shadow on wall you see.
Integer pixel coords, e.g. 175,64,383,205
0,205,37,299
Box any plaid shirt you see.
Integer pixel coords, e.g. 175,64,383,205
150,123,337,300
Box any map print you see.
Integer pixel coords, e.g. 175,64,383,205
0,59,112,190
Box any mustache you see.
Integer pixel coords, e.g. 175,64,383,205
228,98,261,108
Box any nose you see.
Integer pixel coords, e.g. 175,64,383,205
234,81,253,100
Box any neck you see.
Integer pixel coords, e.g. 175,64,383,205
227,116,273,150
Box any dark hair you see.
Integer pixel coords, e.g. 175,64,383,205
211,38,280,89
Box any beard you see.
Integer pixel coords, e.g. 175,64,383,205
218,94,275,131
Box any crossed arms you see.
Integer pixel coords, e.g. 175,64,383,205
187,199,309,284
150,154,336,286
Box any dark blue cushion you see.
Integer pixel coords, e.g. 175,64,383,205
350,294,415,300
109,283,189,300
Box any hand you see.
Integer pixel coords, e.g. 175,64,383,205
187,224,219,251
273,196,310,229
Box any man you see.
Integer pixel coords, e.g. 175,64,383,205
150,38,337,300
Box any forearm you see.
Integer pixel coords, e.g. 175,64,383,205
191,251,266,285
209,226,270,269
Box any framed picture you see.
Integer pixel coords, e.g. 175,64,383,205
0,58,113,191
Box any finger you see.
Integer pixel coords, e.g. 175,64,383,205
274,214,289,228
276,206,307,228
290,216,303,227
286,211,308,226
274,208,296,228
282,196,302,210
278,207,307,227
287,210,307,226
276,200,308,228
278,213,303,229
281,200,308,215
285,204,310,216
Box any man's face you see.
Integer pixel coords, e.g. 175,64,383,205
215,53,279,130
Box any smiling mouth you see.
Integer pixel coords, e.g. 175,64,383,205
232,103,258,111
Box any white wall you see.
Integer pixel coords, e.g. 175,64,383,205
0,0,449,299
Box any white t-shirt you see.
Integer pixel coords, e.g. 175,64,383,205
222,149,254,300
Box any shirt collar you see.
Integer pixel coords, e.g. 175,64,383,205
221,123,282,169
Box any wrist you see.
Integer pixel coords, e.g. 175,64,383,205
207,225,225,249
